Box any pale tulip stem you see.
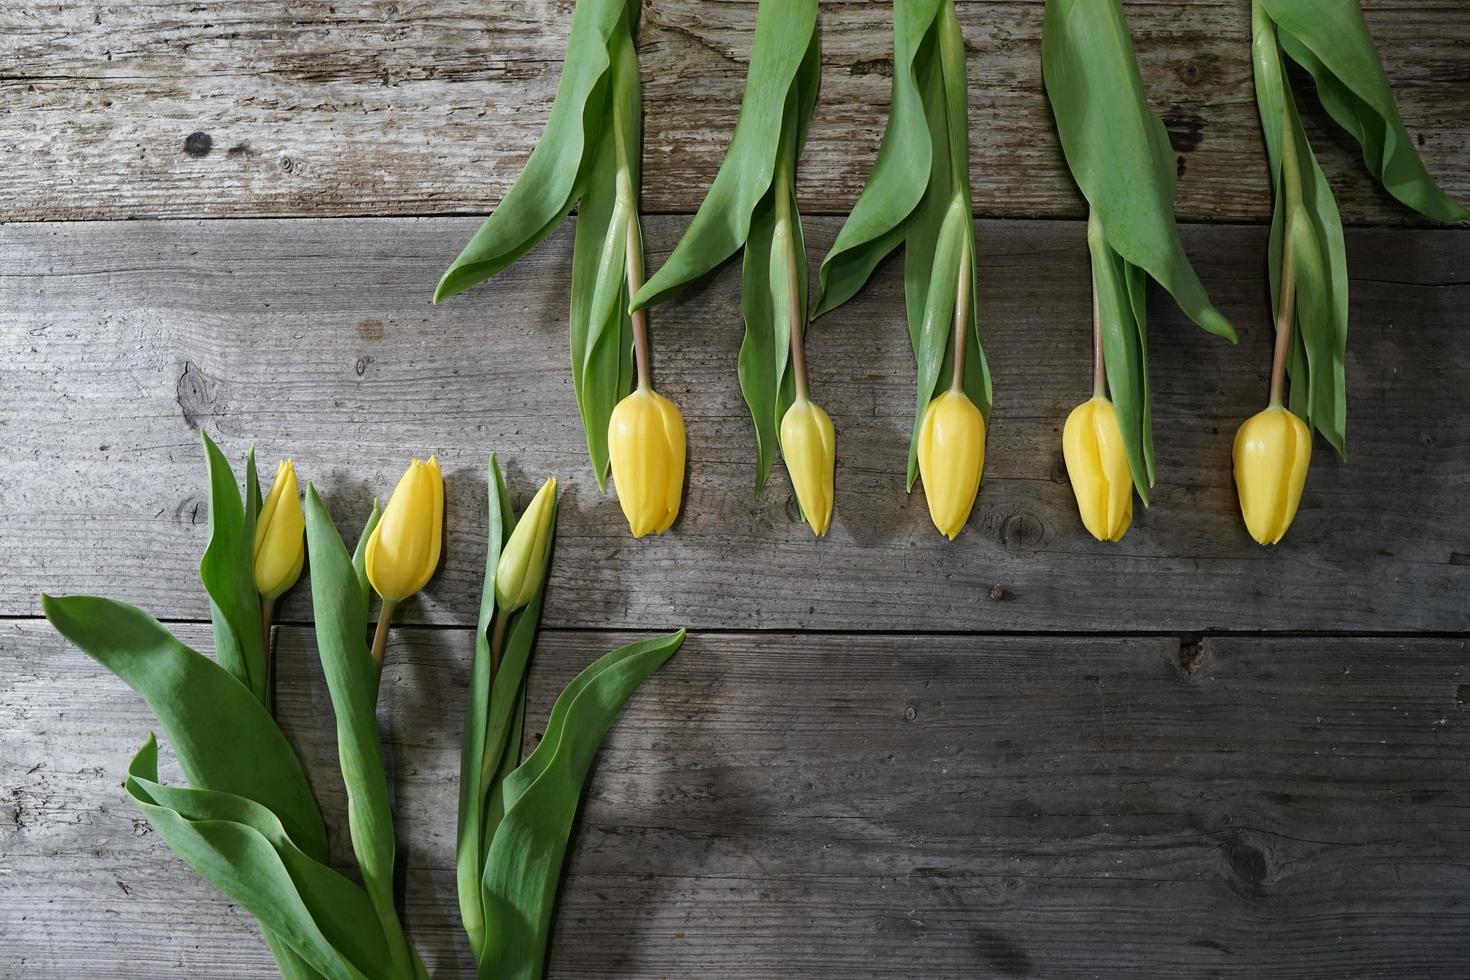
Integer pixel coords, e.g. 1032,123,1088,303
1269,105,1302,410
370,599,397,672
614,94,653,393
261,598,275,715
477,610,514,792
1091,289,1106,399
950,240,971,392
774,151,810,403
488,609,509,682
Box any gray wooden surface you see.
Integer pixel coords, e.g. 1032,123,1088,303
3,217,1468,633
5,623,1468,979
2,0,1467,223
3,0,1470,977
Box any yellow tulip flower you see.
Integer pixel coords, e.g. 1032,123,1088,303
365,456,444,602
916,389,986,540
608,388,685,538
1233,405,1310,545
252,459,306,600
779,399,835,537
1062,397,1133,542
494,477,557,612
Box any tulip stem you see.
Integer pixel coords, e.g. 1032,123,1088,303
1091,288,1106,400
488,609,509,682
614,92,653,393
774,151,810,403
370,599,397,671
260,598,275,716
950,238,971,392
1269,106,1302,410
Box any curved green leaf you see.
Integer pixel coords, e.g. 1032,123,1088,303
815,0,943,317
40,593,326,856
478,630,685,980
199,432,266,704
570,12,641,487
1041,0,1235,343
302,487,416,978
1089,212,1153,501
459,457,557,959
630,0,819,310
434,0,632,302
126,736,392,980
1262,0,1467,222
1254,3,1350,455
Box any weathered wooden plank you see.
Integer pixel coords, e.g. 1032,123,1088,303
1,0,1467,224
3,622,1467,978
3,216,1467,632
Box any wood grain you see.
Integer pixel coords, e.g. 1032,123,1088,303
3,622,1467,979
3,216,1468,632
1,0,1467,223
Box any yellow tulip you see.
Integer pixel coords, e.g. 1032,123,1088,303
365,456,444,602
252,459,306,600
494,477,557,612
1233,405,1311,545
916,389,986,540
608,388,685,538
779,399,836,537
1062,397,1133,542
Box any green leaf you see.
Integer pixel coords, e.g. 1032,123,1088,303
1042,0,1236,343
815,2,988,488
630,0,820,310
814,0,943,317
40,593,326,857
1253,1,1358,457
351,498,384,611
457,455,515,959
302,487,417,979
459,458,560,959
736,70,813,492
126,736,392,980
1262,0,1468,222
434,0,632,302
478,630,686,980
570,11,641,488
199,432,266,704
1089,212,1154,502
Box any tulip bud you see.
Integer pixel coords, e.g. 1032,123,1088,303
916,389,986,540
608,388,685,539
1233,405,1311,545
779,399,836,537
494,477,558,612
365,456,444,602
252,460,306,600
1062,397,1133,542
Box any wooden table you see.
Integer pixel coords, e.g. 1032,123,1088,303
3,2,1468,977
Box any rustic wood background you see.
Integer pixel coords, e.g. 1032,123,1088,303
2,1,1468,978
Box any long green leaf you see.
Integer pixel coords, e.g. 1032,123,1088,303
434,0,632,302
1262,0,1468,222
458,455,515,959
630,0,819,310
351,499,384,611
1254,3,1350,454
199,432,266,704
41,593,326,856
126,736,391,980
1042,0,1236,343
303,487,417,979
1089,213,1153,501
478,630,685,980
815,0,943,316
569,10,641,487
